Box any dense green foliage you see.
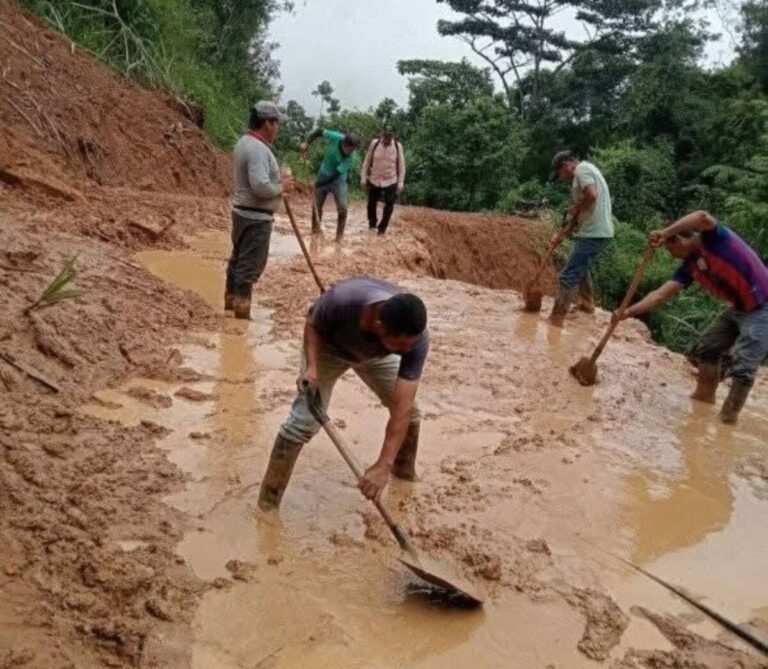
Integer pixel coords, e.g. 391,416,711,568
22,0,768,354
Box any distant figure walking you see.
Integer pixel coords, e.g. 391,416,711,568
361,128,406,235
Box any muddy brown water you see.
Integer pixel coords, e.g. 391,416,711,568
80,216,768,668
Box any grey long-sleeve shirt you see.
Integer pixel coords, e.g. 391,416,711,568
232,134,282,221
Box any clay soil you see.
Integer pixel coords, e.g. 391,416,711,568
1,2,767,668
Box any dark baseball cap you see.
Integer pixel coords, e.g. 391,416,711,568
550,150,576,181
253,100,288,123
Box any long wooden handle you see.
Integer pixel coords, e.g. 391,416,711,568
529,215,573,284
590,244,655,364
283,196,325,293
320,419,417,556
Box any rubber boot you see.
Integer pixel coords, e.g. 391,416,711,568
690,362,720,404
576,276,596,314
312,204,322,234
549,286,575,328
392,422,419,481
257,435,304,511
224,292,235,312
233,294,251,320
335,212,347,242
719,377,754,424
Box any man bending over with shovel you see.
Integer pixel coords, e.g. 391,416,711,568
300,129,359,241
258,277,429,511
614,211,768,424
549,151,614,327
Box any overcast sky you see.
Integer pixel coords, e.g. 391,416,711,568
269,0,737,113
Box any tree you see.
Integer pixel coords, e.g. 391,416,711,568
275,100,314,151
436,0,664,118
739,0,768,93
312,80,341,118
407,97,529,210
374,97,399,125
397,58,494,116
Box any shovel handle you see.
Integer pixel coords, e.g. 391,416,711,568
283,196,325,293
301,382,417,554
529,214,573,284
590,244,655,363
319,419,417,555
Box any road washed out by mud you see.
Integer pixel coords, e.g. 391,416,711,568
80,218,768,668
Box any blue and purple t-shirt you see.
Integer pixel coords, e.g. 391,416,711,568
672,223,768,313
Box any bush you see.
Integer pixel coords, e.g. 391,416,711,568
591,141,677,232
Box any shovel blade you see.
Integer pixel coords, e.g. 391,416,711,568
399,551,483,607
570,357,597,386
523,285,543,313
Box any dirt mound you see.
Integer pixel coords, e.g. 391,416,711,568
0,0,230,200
401,207,558,293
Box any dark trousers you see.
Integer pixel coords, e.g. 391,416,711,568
690,302,768,382
366,184,398,233
225,212,272,297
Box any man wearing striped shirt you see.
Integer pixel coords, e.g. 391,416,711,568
615,211,768,423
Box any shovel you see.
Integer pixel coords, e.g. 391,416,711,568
523,213,573,312
302,382,483,606
569,244,655,386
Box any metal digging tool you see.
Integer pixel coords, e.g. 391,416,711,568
524,213,572,312
302,382,483,606
570,243,655,386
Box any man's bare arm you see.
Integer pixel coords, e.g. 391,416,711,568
616,281,685,321
298,317,322,391
359,378,419,500
650,211,717,246
567,183,597,224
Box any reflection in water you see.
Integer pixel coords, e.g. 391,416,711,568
624,404,734,565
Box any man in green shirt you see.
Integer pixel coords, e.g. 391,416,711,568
549,151,615,327
300,129,359,241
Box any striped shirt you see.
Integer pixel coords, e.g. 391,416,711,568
673,224,768,313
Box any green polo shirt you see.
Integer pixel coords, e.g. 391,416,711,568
319,130,356,181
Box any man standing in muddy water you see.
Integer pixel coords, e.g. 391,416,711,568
549,151,614,327
300,128,359,241
257,276,429,511
226,101,294,320
614,210,768,424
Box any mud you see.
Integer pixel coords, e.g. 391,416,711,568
1,2,767,665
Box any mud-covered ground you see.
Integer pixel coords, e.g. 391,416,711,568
1,2,767,665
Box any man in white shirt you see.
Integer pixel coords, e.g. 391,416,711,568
360,129,406,235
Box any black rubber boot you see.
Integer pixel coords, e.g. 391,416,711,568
335,212,347,242
392,422,419,481
257,435,304,511
690,362,720,404
719,378,754,424
224,292,235,312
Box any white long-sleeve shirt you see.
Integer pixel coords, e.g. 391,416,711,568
361,138,406,190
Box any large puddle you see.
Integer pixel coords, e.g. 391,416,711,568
81,223,768,667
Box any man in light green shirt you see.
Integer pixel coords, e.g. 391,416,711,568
301,129,359,241
549,151,615,327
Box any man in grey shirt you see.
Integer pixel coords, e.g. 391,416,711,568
258,277,429,511
225,101,294,319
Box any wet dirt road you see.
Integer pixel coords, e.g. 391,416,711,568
81,216,768,668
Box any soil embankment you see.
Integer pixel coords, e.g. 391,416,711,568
1,2,767,668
